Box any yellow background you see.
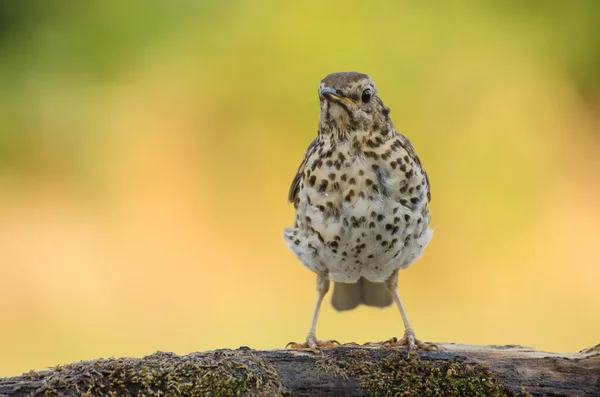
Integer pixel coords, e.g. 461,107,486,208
1,1,599,377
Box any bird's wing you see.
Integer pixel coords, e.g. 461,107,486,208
398,134,432,202
288,138,318,204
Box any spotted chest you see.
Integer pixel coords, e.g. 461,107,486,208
284,131,433,283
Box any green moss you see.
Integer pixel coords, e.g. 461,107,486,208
317,348,530,397
24,350,285,397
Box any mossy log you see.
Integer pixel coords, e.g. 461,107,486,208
0,344,598,396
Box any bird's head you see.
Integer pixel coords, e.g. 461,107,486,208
318,72,391,140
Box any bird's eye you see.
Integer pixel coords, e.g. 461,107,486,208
361,88,372,103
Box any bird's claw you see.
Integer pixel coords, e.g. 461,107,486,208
366,328,438,357
286,338,340,354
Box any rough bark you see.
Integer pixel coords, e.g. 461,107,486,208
0,343,598,396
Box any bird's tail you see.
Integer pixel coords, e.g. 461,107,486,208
331,278,393,311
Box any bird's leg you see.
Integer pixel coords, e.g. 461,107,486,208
379,271,437,355
286,273,339,353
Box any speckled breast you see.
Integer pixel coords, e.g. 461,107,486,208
284,135,433,283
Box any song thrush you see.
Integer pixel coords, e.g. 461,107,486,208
284,72,435,354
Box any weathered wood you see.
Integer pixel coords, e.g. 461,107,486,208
0,344,598,396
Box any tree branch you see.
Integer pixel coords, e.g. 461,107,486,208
1,343,598,396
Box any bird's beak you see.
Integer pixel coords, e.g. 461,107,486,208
320,87,338,98
320,87,355,106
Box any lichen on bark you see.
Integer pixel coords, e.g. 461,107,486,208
316,348,531,396
8,350,285,397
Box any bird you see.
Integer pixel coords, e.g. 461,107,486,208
284,72,435,354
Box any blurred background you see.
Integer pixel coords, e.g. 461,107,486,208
1,0,599,377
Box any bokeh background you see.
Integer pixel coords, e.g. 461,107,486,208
1,0,600,377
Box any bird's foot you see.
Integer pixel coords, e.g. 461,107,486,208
366,328,437,356
286,335,340,354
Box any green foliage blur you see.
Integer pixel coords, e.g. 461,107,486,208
1,1,599,175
